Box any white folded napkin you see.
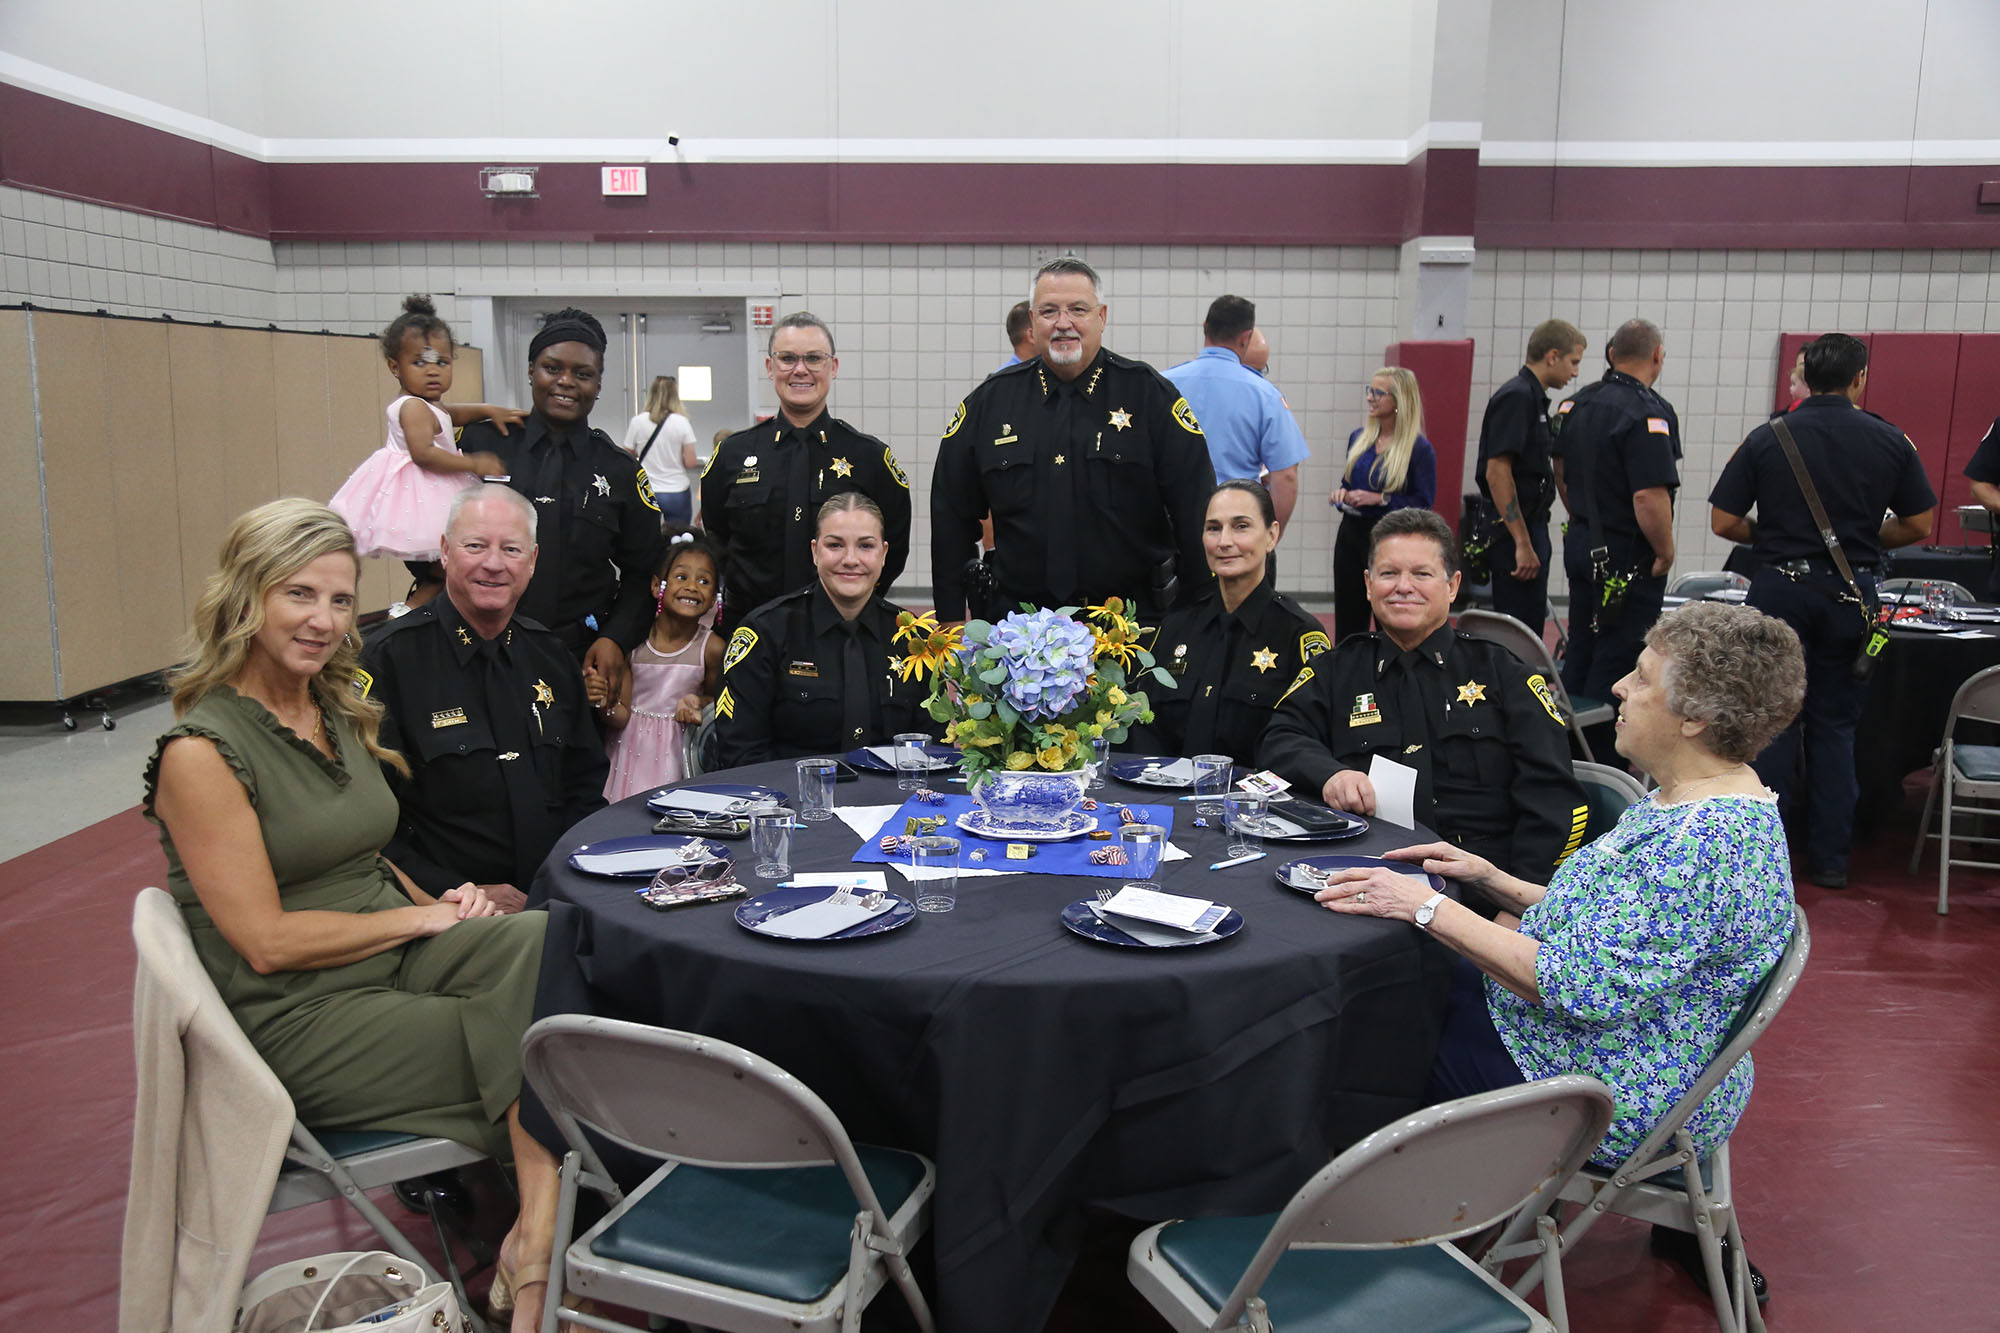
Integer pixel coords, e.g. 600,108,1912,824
649,787,757,814
753,891,894,939
1134,758,1196,784
571,841,714,875
865,745,950,770
1098,885,1224,932
1089,903,1219,947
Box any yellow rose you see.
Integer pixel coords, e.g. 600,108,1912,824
1037,746,1067,770
1108,687,1127,706
1006,750,1037,770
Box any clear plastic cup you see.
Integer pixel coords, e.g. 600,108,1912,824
1193,754,1233,816
1087,735,1111,790
796,757,837,822
1224,790,1268,858
750,802,792,879
1118,822,1167,891
894,732,933,791
910,835,960,912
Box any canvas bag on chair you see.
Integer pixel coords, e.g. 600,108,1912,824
235,1250,465,1333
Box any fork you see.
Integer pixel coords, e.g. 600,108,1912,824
828,884,854,907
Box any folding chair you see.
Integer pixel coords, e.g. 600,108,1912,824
1878,576,1977,605
1667,571,1750,599
1126,1075,1614,1333
521,1014,937,1333
128,888,490,1328
1907,664,2000,913
1456,607,1613,761
1572,761,1646,846
679,701,718,778
1489,904,1810,1333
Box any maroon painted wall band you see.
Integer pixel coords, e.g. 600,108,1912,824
7,81,2000,248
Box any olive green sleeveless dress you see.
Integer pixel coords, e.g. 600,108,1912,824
143,686,547,1160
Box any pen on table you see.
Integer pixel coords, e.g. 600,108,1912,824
1209,851,1267,871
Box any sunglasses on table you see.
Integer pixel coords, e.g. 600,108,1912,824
637,856,744,909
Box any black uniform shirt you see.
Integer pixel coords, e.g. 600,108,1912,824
1475,366,1557,521
931,350,1216,619
1256,625,1586,881
1710,395,1937,567
1960,414,2000,486
456,413,663,652
699,410,913,616
1550,369,1682,564
1131,582,1332,765
360,595,608,897
711,582,938,768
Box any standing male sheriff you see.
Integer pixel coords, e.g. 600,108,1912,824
931,257,1216,620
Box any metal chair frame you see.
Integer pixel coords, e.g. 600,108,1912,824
1488,905,1810,1333
1878,576,1978,605
1666,570,1751,598
1907,664,2000,913
1127,1075,1615,1333
521,1014,937,1333
1456,607,1611,761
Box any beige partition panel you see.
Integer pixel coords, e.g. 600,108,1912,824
0,312,53,699
168,323,230,630
102,319,186,685
36,314,125,697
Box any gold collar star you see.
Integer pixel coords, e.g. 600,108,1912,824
1456,680,1488,704
1108,407,1133,431
1251,647,1279,673
1054,453,1066,465
829,456,853,478
455,626,472,645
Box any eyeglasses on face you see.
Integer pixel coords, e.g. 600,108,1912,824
772,352,832,370
1364,386,1395,400
1034,303,1098,322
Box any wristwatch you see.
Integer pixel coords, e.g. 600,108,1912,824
1413,891,1446,932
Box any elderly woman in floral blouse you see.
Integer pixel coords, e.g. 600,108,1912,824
1316,601,1803,1177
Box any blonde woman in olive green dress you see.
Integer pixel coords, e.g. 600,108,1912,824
145,499,558,1332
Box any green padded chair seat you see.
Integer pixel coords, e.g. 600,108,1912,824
1952,744,2000,782
308,1128,423,1158
1156,1214,1534,1333
589,1145,928,1306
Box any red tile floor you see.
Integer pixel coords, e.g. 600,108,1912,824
6,782,1997,1330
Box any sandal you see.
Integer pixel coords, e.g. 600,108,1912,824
487,1245,551,1318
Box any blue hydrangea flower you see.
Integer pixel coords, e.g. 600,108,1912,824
971,609,1096,720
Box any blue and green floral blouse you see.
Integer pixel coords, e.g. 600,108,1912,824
1488,792,1794,1166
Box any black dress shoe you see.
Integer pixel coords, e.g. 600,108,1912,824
1651,1223,1770,1306
1807,865,1848,889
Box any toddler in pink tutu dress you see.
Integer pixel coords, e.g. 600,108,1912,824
330,296,506,602
592,532,728,799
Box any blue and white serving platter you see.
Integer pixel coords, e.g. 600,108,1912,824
568,836,731,879
1274,854,1446,895
1060,899,1245,948
955,807,1099,841
645,782,791,814
733,885,917,941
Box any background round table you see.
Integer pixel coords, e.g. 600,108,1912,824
524,759,1454,1333
1856,619,2000,814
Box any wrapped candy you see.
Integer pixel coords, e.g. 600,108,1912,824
911,788,946,805
879,834,908,853
1079,798,1100,811
1089,846,1129,865
1118,807,1139,825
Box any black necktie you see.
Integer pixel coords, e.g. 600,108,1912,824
479,639,547,889
1046,384,1079,601
839,620,874,747
1388,649,1435,818
524,433,568,625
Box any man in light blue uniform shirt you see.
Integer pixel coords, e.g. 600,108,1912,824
993,300,1034,373
1164,296,1311,541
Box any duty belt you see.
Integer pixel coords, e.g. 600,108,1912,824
1773,557,1876,577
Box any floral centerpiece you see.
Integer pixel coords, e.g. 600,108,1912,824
893,599,1172,829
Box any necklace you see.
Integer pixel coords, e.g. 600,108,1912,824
1659,766,1746,804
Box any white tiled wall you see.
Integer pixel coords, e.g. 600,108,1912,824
10,184,2000,607
273,240,1409,598
0,186,277,321
1465,247,2000,600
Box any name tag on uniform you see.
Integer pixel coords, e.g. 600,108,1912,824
735,470,761,484
993,434,1018,446
431,708,468,729
787,660,820,677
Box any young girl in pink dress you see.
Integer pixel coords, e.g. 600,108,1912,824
330,296,507,608
591,532,728,799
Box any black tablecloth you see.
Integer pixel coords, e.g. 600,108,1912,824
1883,546,1994,595
525,760,1453,1333
1857,622,2000,814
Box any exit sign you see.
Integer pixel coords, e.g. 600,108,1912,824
601,166,647,196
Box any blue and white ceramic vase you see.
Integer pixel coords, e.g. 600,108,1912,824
969,766,1091,833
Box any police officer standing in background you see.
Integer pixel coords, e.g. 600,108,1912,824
931,257,1216,621
1164,295,1310,540
1475,319,1587,634
1957,411,2000,601
700,312,912,618
1551,319,1681,701
454,308,661,700
1710,333,1936,888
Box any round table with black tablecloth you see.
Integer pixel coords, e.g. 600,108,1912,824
1856,620,2000,816
523,759,1455,1333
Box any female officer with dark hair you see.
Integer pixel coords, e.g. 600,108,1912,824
1128,480,1331,764
453,307,663,699
711,493,937,767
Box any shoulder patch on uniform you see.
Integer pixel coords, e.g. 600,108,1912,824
1647,417,1671,435
1171,396,1203,436
1556,400,1574,414
636,470,660,512
1277,665,1315,706
942,401,966,440
722,627,758,674
883,445,910,489
1526,673,1567,726
452,426,464,444
1299,629,1332,661
352,666,373,700
715,686,736,719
